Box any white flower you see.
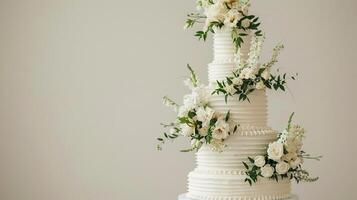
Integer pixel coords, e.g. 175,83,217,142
282,152,298,162
254,156,266,167
225,84,236,95
275,161,290,175
181,124,194,137
255,81,265,90
212,119,230,140
209,138,226,152
261,69,270,80
204,2,227,25
261,164,274,178
240,67,257,79
191,139,203,149
241,18,251,28
267,142,284,161
191,85,211,107
224,9,240,28
198,126,208,136
240,5,249,15
232,77,243,85
196,107,215,125
289,157,302,169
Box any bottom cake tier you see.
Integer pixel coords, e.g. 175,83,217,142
178,193,298,200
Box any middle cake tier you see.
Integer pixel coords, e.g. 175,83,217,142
209,90,268,127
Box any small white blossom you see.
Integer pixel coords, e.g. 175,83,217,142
289,157,302,169
254,156,266,167
255,81,265,90
224,9,240,28
196,107,215,126
261,164,274,178
204,2,227,25
232,77,243,85
198,126,208,136
181,124,194,137
275,161,290,175
267,141,284,161
225,84,236,95
212,119,230,140
240,67,257,79
241,18,251,29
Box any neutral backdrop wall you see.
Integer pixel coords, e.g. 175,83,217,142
0,0,356,200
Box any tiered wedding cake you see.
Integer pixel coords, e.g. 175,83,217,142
157,1,319,200
183,29,293,200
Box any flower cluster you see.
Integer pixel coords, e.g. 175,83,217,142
213,39,297,102
185,0,262,51
242,113,321,185
157,65,239,152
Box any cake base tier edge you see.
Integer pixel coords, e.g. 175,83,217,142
178,193,299,200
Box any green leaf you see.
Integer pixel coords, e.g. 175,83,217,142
243,162,249,169
248,157,255,163
225,110,230,122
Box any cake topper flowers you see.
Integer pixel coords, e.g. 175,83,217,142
243,113,321,185
185,0,262,51
157,65,238,152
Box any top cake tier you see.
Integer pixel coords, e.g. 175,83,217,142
213,28,252,64
209,28,252,83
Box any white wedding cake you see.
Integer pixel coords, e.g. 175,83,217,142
182,29,293,200
156,1,319,200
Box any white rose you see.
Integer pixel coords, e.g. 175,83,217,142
254,156,266,167
232,77,243,85
261,69,270,80
181,124,194,137
289,157,302,169
224,9,240,28
204,2,227,23
255,81,265,90
225,84,236,95
267,142,284,161
212,119,230,140
198,126,208,136
196,107,214,125
261,164,274,178
275,161,290,175
241,18,251,29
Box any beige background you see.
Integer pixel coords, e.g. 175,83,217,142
0,0,356,200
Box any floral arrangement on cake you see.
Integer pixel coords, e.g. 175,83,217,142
212,36,297,102
242,113,322,185
185,0,262,51
157,65,239,152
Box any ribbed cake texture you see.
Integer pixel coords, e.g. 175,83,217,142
185,28,292,200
